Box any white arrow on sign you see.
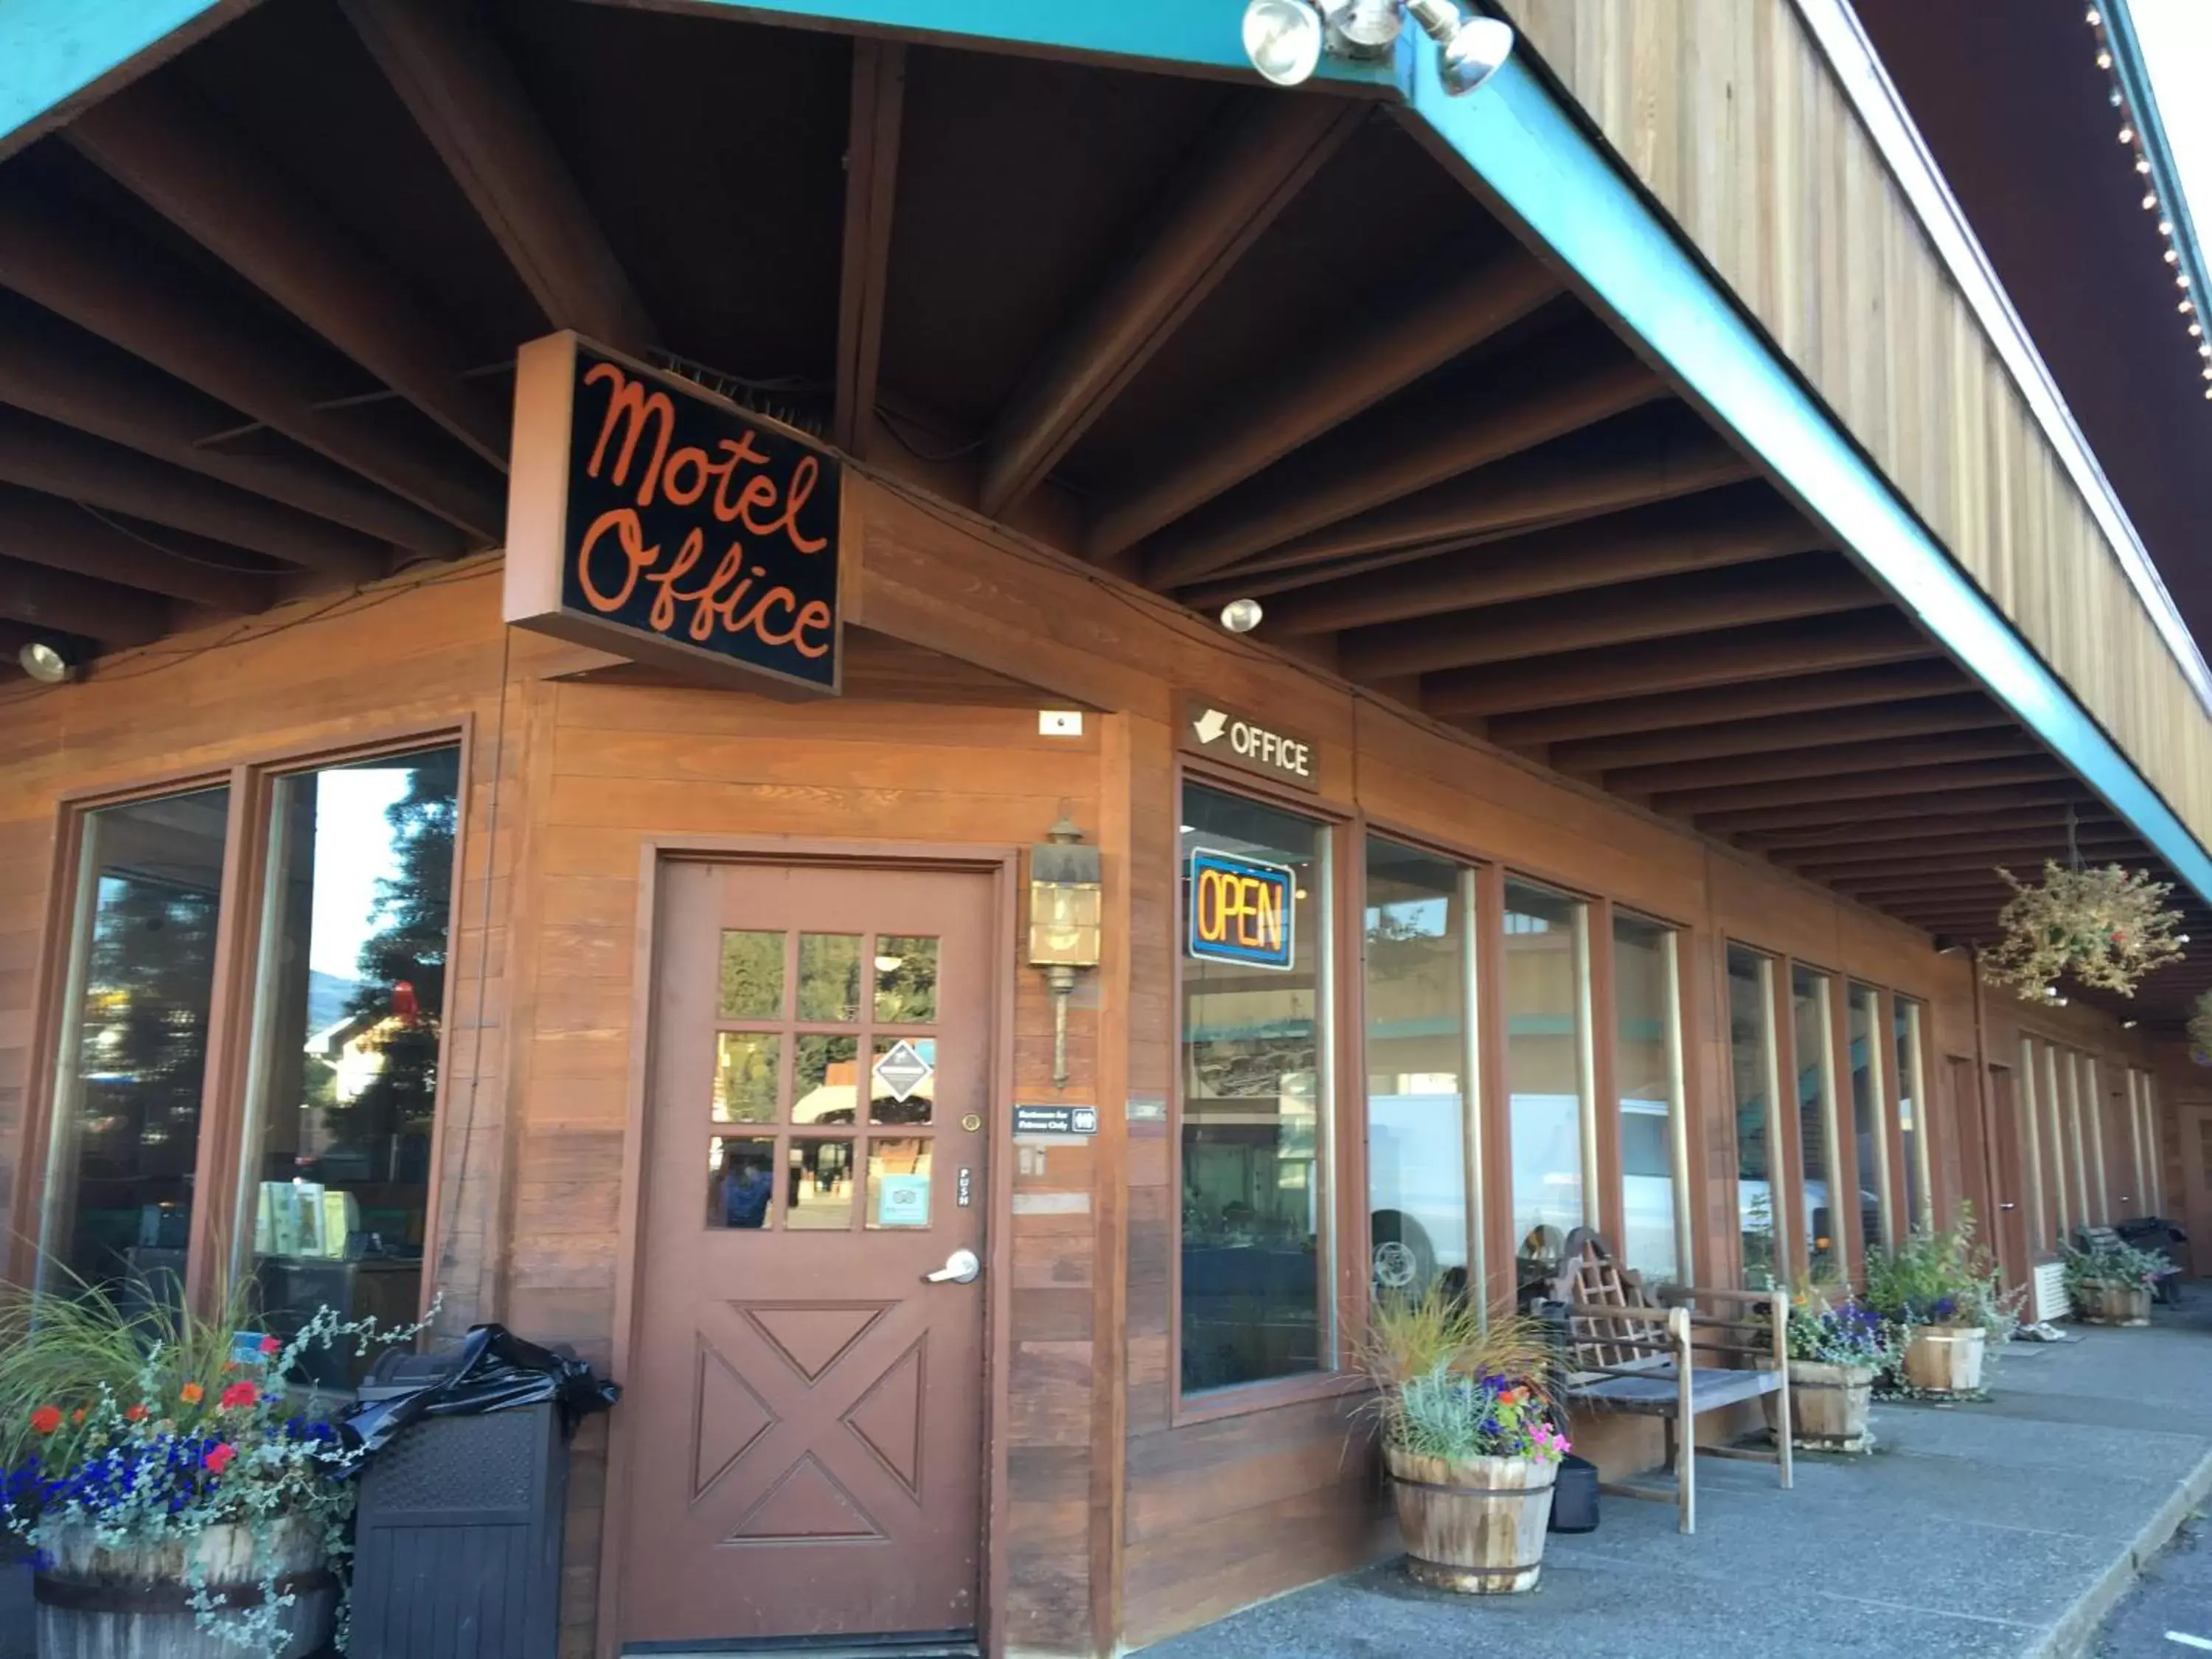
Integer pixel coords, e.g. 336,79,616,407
1192,707,1228,744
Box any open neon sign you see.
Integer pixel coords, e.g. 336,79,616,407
1186,848,1296,971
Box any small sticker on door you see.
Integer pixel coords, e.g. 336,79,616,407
875,1173,931,1227
872,1038,934,1103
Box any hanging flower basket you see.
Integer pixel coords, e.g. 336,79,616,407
1980,860,2185,1003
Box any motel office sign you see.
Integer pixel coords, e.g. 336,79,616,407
505,331,843,694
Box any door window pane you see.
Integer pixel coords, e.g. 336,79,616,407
1848,984,1891,1254
236,748,459,1365
713,1033,780,1123
709,1136,777,1228
1729,946,1781,1284
1614,916,1682,1285
1791,967,1839,1279
866,1138,932,1229
1895,1000,1930,1231
1180,783,1332,1394
1504,879,1590,1297
41,787,232,1297
872,936,938,1024
798,933,861,1021
793,1034,860,1124
787,1139,855,1229
1363,839,1470,1302
718,931,785,1018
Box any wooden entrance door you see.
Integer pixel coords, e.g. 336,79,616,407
621,859,995,1647
1980,1065,2031,1290
2179,1107,2212,1279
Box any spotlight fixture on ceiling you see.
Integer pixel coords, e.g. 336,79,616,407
17,638,81,685
1239,0,1514,96
1220,598,1265,634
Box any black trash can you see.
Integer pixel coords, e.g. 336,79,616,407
1548,1454,1600,1533
345,1328,617,1659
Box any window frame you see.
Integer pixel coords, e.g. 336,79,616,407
1169,756,1359,1426
1498,871,1601,1293
17,723,471,1320
1607,908,1691,1286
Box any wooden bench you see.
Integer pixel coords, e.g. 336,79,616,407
1545,1228,1792,1534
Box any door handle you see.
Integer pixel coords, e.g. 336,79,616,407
924,1248,981,1285
1999,1203,2017,1211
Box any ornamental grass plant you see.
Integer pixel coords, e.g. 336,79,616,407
1360,1287,1570,1464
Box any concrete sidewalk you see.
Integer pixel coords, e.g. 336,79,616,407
1138,1291,2212,1659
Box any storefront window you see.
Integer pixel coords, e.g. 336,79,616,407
1179,784,1332,1394
1363,839,1472,1303
2019,1038,2049,1251
1790,967,1839,1279
2041,1040,2071,1242
40,788,233,1298
1612,914,1682,1284
1848,984,1890,1253
1503,880,1590,1297
235,748,460,1374
1728,946,1781,1283
2083,1056,2110,1222
1894,999,1929,1231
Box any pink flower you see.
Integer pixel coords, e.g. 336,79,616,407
219,1381,260,1411
202,1444,236,1475
258,1335,281,1357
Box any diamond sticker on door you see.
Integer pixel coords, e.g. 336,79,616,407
872,1038,933,1104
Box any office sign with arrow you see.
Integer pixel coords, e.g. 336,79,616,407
1176,693,1318,790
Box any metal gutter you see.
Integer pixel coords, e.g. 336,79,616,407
1790,0,2212,721
1398,43,2212,908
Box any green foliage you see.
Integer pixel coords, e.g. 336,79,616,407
1863,1205,2019,1337
1779,1276,1899,1369
2062,1239,2167,1293
1358,1287,1568,1462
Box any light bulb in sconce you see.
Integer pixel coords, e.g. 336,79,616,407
1220,598,1265,634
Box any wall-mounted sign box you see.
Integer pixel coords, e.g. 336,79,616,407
1186,848,1295,971
1178,694,1317,790
504,331,843,696
1012,1104,1098,1136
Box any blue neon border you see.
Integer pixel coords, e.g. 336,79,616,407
1187,848,1298,972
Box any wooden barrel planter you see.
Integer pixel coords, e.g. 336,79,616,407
2074,1281,2153,1326
34,1516,335,1659
1761,1360,1874,1450
1385,1445,1554,1594
1900,1324,1986,1395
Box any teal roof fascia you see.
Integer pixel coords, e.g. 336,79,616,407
0,0,241,160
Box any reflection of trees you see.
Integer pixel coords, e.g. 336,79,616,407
80,877,220,1178
325,752,459,1167
873,938,936,1023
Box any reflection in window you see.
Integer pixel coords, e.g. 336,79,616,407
1613,915,1682,1284
1504,880,1590,1297
1728,945,1779,1284
1848,985,1891,1254
2019,1038,2049,1251
2040,1040,2070,1242
1179,784,1330,1394
236,748,459,1373
41,787,232,1298
1791,968,1839,1279
1363,839,1471,1304
1895,999,1929,1230
787,1139,855,1229
709,1136,776,1228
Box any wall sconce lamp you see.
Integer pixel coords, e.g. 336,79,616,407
1241,0,1514,95
1029,818,1103,1090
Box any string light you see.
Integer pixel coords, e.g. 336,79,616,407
2089,4,2205,399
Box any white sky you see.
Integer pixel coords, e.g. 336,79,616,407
307,767,411,980
2132,0,2212,264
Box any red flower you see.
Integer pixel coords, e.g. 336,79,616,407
28,1406,60,1436
124,1404,149,1423
219,1382,260,1411
258,1335,281,1357
202,1444,236,1475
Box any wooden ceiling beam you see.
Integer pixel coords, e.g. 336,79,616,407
978,97,1362,518
0,407,386,580
0,192,504,541
1338,556,1869,681
67,78,509,468
1088,246,1560,563
0,299,462,557
0,483,273,613
1691,781,2084,836
0,553,168,646
341,0,658,355
1795,841,2137,883
1658,757,2064,817
832,39,905,455
1487,661,1969,749
1742,810,2123,853
1423,608,1933,718
1549,693,2009,775
1146,350,1662,588
1262,492,1815,636
1781,830,2135,874
1607,728,2042,796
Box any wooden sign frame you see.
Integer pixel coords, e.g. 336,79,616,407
504,330,844,697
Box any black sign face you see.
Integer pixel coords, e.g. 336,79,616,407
505,333,842,694
1012,1103,1099,1136
1178,694,1318,790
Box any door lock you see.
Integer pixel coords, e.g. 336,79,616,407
924,1248,981,1284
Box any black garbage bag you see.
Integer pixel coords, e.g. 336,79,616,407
341,1324,620,1457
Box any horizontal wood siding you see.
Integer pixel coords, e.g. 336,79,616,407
1500,0,2212,854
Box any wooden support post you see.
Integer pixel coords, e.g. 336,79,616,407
342,0,659,353
978,96,1362,517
